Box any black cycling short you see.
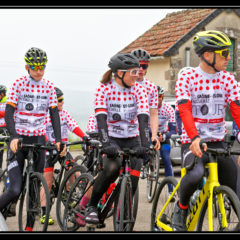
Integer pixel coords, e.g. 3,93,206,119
44,151,74,173
179,141,240,206
88,136,143,208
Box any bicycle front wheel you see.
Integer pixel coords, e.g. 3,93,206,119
114,176,134,232
18,172,50,232
63,173,94,231
197,185,240,231
56,164,87,230
151,176,178,231
146,150,160,203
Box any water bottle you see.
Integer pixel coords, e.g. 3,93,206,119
189,189,201,211
6,177,10,190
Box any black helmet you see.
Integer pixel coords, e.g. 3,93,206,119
55,87,63,99
157,86,165,95
24,47,48,66
108,53,140,73
193,30,231,56
0,85,7,94
131,48,150,63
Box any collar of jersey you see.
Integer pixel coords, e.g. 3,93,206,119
28,74,44,84
112,78,128,90
197,66,220,79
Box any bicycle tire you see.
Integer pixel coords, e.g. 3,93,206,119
151,176,178,231
56,164,87,230
113,176,134,232
63,173,94,231
197,185,240,231
74,154,85,164
18,172,50,232
146,150,160,203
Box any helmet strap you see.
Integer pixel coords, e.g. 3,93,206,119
116,72,131,88
201,52,220,72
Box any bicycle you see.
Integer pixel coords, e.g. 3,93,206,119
47,140,87,219
144,143,160,203
53,140,87,230
151,134,240,232
13,138,60,231
56,135,106,231
62,146,153,232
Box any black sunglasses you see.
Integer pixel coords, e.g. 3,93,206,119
140,64,148,70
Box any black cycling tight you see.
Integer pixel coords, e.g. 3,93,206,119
0,135,46,211
89,136,142,207
179,141,240,206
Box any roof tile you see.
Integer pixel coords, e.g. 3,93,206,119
121,9,216,56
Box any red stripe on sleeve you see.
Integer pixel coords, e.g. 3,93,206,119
178,100,199,140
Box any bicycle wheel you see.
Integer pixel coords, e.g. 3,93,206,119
197,185,240,231
74,154,85,165
151,176,178,231
146,150,160,203
63,173,94,231
18,172,50,232
113,176,134,232
56,164,87,230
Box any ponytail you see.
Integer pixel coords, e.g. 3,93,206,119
101,69,113,84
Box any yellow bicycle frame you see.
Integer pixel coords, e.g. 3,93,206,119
155,162,229,231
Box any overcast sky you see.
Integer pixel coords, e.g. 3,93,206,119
0,7,184,93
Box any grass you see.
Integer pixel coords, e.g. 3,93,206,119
68,135,83,151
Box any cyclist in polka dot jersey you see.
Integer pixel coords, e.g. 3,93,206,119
41,87,86,225
157,86,176,194
2,47,65,231
87,113,98,132
0,85,8,168
85,52,150,224
131,48,160,150
172,30,240,231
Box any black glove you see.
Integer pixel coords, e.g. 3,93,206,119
102,144,119,159
134,146,149,158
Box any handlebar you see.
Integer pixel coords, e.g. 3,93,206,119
101,144,155,157
184,134,240,171
0,136,10,143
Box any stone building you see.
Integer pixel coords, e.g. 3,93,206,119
121,8,240,97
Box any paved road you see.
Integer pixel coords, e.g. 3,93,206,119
3,150,181,232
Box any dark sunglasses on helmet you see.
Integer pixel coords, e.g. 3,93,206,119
140,64,148,70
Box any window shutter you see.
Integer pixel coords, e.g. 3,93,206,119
226,38,234,72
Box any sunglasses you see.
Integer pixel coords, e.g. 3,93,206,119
58,98,64,103
140,64,148,70
214,48,230,59
119,68,139,76
29,65,46,71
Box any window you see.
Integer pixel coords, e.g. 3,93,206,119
226,38,235,72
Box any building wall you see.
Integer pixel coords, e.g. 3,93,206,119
146,57,170,92
147,10,240,96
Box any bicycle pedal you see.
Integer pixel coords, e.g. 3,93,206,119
7,203,16,217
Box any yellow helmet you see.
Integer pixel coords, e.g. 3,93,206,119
193,30,231,56
24,47,48,66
